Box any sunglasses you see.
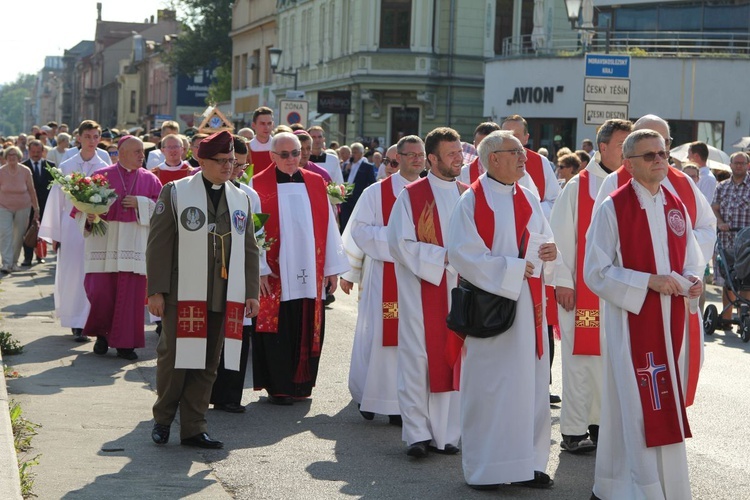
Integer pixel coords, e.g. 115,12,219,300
272,149,301,159
209,157,235,166
383,158,399,167
627,150,668,162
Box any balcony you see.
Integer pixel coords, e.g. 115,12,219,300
500,31,750,59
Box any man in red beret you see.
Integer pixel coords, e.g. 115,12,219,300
147,130,260,449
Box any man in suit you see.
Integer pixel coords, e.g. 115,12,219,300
21,139,54,266
339,142,376,232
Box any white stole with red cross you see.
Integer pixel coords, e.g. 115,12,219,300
174,173,248,371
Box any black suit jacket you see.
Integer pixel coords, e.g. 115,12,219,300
22,158,54,216
339,160,376,232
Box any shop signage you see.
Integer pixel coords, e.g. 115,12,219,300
318,91,352,114
506,86,564,106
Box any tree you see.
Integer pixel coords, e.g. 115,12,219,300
0,74,35,135
168,0,233,103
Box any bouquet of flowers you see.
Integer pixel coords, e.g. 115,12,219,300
47,166,118,236
253,212,275,251
327,181,354,205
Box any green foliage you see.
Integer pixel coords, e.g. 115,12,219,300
9,400,40,498
207,62,232,104
0,74,36,135
0,331,23,355
167,0,234,77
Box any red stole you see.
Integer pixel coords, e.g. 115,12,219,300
253,166,329,381
405,177,463,392
573,170,601,355
612,182,692,447
469,157,482,184
251,150,273,176
380,176,399,346
617,166,702,405
472,179,544,359
524,148,546,200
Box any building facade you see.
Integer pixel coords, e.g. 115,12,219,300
484,0,750,154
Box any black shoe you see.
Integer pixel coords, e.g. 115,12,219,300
550,394,561,404
116,348,138,361
357,404,374,420
388,415,403,426
324,293,336,306
36,259,45,264
560,436,596,453
406,440,429,458
511,471,554,489
214,402,246,413
152,423,170,444
429,443,460,455
93,336,108,355
155,321,162,335
267,395,294,406
20,261,31,267
590,494,602,500
181,432,223,449
468,483,500,491
73,329,89,343
588,424,600,445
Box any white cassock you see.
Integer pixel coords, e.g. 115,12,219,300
386,172,461,449
447,176,553,485
344,173,411,415
39,152,109,328
594,167,716,396
458,161,543,202
549,161,609,437
312,152,344,185
585,181,703,500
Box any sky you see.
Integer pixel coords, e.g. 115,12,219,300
0,0,180,86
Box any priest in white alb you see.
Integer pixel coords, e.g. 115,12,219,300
39,120,109,342
341,135,425,426
584,129,703,500
549,118,633,454
447,130,556,490
386,128,465,458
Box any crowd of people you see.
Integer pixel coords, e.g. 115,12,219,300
1,106,745,498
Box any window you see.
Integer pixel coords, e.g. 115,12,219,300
380,0,411,49
493,0,535,54
252,49,260,87
241,53,248,88
130,90,136,114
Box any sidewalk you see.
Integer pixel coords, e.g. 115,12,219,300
0,259,230,499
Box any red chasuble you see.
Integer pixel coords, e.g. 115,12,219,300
380,176,399,346
611,182,692,447
524,148,558,328
251,149,273,176
405,177,464,393
253,166,329,380
471,179,545,359
573,170,601,355
151,162,193,185
616,165,701,405
468,157,482,184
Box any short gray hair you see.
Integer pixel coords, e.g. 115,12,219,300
477,130,516,170
56,132,71,144
622,129,663,159
396,135,423,154
350,142,364,153
270,132,300,151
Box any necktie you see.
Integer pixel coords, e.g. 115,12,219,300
34,161,40,177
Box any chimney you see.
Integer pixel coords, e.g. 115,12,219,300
150,15,154,24
96,2,102,21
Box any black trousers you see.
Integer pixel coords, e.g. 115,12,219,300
210,324,253,405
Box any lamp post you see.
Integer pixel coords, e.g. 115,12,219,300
268,47,298,90
562,0,610,54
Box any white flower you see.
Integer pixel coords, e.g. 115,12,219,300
89,194,102,203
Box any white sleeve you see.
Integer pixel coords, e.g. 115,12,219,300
549,179,578,289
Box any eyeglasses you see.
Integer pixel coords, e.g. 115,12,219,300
627,150,668,162
382,158,399,167
492,148,526,156
272,149,301,159
398,152,425,160
108,151,118,156
665,137,673,147
163,145,182,150
209,157,235,166
233,162,250,169
731,161,749,166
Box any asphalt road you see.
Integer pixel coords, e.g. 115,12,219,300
2,261,750,499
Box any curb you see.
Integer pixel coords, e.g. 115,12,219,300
0,348,23,500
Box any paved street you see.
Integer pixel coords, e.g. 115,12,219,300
2,257,750,499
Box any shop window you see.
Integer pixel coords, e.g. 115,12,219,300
380,0,411,49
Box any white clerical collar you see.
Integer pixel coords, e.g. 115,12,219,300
160,161,186,171
631,179,665,208
427,170,457,189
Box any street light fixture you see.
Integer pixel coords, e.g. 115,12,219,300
268,47,298,90
562,0,610,54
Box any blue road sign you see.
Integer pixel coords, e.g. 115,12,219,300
585,54,631,78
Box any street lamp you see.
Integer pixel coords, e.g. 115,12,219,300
562,0,610,53
268,47,298,90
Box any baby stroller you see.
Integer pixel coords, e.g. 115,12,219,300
704,227,750,342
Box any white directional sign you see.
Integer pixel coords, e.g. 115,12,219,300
584,103,629,125
584,78,631,104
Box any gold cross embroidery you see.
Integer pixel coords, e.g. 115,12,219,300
575,309,599,328
382,302,398,320
179,306,205,333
